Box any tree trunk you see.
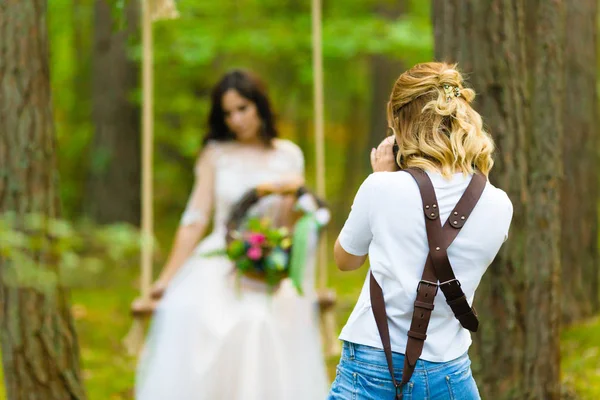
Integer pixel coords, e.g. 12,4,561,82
366,1,406,166
367,54,402,152
560,0,599,321
434,1,564,398
0,2,87,399
523,2,564,399
64,0,93,217
86,0,140,225
339,92,369,225
434,1,529,397
338,2,405,218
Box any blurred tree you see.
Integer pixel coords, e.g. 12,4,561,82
434,1,565,399
47,0,433,241
0,1,87,399
332,0,409,221
86,0,141,225
339,0,407,208
366,0,407,151
522,2,564,398
560,0,599,322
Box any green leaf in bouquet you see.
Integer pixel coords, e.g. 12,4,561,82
246,217,263,232
226,240,246,259
288,215,319,296
237,258,253,272
265,270,279,288
201,248,228,258
266,229,284,244
266,248,288,272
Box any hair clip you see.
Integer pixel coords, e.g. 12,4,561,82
443,84,461,102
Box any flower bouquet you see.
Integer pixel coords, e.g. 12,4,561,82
225,216,294,289
216,185,330,294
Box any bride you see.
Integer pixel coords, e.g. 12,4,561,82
134,69,328,400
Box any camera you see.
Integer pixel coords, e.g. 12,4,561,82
392,138,400,168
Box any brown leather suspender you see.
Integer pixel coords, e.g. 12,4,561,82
369,168,487,399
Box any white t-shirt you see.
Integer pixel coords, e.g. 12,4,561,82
338,170,513,362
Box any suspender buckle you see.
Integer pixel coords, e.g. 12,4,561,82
417,279,439,295
439,278,461,288
395,383,404,399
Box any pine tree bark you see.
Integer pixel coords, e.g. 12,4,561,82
560,0,599,321
86,0,140,225
0,1,87,399
523,2,564,399
434,1,564,398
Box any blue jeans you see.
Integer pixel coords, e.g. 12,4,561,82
328,341,481,400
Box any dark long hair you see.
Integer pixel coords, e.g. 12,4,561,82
203,69,278,147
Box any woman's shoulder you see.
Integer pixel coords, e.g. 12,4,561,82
194,140,229,172
363,170,417,190
482,181,513,215
201,139,243,159
203,139,233,152
354,171,418,203
198,141,221,159
273,138,303,156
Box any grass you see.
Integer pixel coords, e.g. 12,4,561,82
0,266,139,400
0,262,598,399
561,316,600,399
71,288,138,399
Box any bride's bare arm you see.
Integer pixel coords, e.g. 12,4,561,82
150,145,216,297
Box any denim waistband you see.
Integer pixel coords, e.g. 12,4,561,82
341,341,471,374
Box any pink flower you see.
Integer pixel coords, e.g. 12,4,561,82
246,246,263,261
247,233,266,247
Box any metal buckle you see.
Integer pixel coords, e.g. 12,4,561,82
395,383,404,399
439,278,461,288
416,279,439,295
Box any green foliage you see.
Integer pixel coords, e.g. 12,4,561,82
49,0,434,230
0,213,146,290
561,317,600,399
49,0,94,217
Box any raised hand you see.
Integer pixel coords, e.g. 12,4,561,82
370,136,399,172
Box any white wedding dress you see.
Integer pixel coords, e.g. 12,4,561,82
135,139,328,400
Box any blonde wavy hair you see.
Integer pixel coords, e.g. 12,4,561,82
387,62,494,177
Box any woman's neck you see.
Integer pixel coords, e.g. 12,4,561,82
236,136,273,149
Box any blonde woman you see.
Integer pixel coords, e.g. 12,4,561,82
327,62,513,399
